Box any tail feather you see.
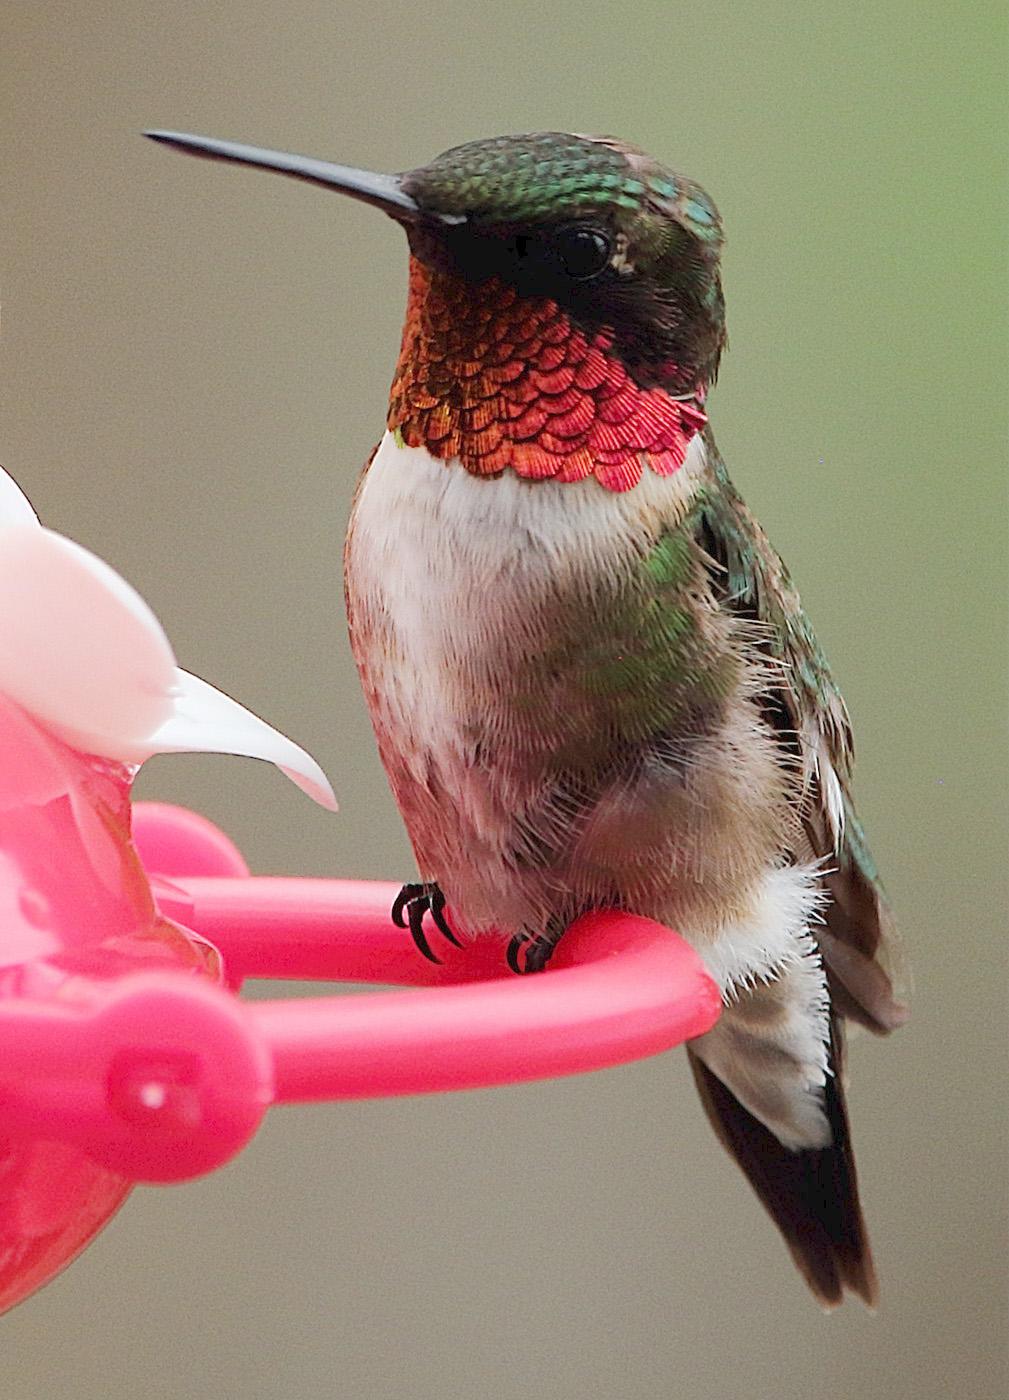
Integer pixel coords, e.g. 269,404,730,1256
687,1019,877,1309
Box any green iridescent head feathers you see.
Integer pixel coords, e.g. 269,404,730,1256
402,132,722,254
400,132,726,394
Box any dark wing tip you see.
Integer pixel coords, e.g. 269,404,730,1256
687,1033,878,1309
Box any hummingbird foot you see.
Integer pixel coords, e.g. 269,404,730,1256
506,923,563,975
391,881,462,963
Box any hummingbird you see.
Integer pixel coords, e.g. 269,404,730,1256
147,127,908,1308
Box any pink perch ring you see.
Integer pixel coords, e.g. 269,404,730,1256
3,801,719,1187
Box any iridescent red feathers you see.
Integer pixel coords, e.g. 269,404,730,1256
389,257,706,493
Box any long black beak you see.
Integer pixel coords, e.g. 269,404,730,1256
144,130,463,226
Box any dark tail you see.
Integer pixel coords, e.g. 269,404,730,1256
687,1019,877,1309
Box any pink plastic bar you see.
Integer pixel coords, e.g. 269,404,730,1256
153,873,722,1102
0,972,273,1184
136,803,721,1105
260,909,719,1102
0,804,720,1186
0,907,719,1184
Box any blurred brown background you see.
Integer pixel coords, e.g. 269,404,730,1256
0,2,1005,1397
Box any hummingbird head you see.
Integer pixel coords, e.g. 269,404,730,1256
398,132,726,394
146,129,725,491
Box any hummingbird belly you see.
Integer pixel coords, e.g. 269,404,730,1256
346,434,811,953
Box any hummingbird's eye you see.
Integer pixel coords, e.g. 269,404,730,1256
552,225,611,280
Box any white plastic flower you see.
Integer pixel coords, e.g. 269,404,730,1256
0,464,336,810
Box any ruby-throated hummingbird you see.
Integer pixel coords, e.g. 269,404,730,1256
147,128,908,1307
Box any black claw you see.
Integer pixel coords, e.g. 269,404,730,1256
408,901,440,964
507,927,562,975
506,933,525,975
428,887,463,948
391,883,423,929
392,882,459,963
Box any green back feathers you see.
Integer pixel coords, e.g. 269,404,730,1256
693,447,854,779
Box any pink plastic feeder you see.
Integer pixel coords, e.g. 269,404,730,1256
0,703,218,1313
0,793,719,1312
136,803,722,1108
0,461,721,1312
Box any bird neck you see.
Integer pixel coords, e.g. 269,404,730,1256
387,256,708,493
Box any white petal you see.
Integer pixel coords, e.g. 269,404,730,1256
0,466,41,530
0,525,177,757
149,670,337,811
